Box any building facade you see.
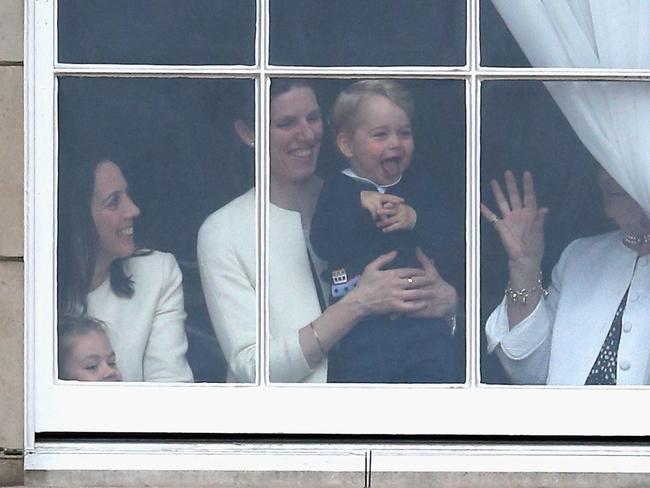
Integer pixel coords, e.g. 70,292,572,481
2,0,650,485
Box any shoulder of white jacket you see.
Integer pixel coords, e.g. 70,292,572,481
122,249,178,276
198,189,255,236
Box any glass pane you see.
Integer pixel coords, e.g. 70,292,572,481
480,0,530,68
57,77,256,383
58,0,255,65
265,78,465,384
270,0,466,66
480,81,639,385
481,0,650,69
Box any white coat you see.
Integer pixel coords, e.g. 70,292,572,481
87,251,194,382
197,188,327,383
486,230,650,385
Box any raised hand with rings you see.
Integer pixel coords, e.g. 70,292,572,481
481,170,548,326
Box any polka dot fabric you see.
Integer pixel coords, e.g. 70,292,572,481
585,290,629,386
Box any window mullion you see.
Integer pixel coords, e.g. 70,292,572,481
464,0,480,386
468,75,480,386
259,0,270,386
53,65,261,77
468,0,478,71
477,67,650,80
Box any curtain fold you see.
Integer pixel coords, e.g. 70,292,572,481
491,0,650,215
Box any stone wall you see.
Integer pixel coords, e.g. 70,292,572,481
0,0,24,486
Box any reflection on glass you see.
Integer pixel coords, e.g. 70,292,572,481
58,0,255,65
57,78,255,383
480,81,650,386
270,0,465,66
268,79,466,384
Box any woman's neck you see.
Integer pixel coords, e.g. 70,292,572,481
270,175,323,230
624,216,650,256
90,255,111,291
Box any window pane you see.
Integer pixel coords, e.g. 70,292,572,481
270,0,466,66
480,0,530,68
58,0,255,65
481,0,650,69
57,77,255,383
265,78,465,384
480,81,631,385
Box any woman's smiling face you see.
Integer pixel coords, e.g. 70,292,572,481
91,161,141,267
269,86,323,186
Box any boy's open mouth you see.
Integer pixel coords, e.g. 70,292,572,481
381,157,402,177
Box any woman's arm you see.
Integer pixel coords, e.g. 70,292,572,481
199,204,326,383
480,170,549,328
198,213,259,382
485,247,564,384
199,199,449,381
143,253,194,382
299,250,436,368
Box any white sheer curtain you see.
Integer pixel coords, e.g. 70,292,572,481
491,0,650,215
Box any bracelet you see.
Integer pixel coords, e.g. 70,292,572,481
310,321,327,358
505,273,549,304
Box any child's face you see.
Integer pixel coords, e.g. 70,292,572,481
61,330,123,381
337,95,414,185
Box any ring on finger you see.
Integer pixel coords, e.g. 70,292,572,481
407,276,414,285
489,214,499,224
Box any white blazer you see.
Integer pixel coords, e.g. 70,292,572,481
87,251,194,382
197,189,327,383
486,231,650,385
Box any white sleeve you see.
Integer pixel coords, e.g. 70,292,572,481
485,296,554,384
484,246,569,385
198,220,258,383
268,324,313,383
198,212,318,383
143,253,194,382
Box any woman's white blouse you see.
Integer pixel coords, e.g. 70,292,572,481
486,230,650,385
197,188,327,383
87,251,194,382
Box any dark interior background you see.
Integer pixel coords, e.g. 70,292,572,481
270,0,466,66
58,78,466,382
58,0,256,65
57,1,613,384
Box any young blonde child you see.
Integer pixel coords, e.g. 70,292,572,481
310,79,462,383
58,315,123,381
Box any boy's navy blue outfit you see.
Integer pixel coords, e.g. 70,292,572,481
310,166,464,383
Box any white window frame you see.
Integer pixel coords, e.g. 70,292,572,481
24,0,650,472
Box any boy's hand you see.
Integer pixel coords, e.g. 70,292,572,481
360,191,404,220
377,202,417,232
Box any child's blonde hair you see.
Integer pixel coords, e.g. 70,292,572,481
330,80,415,137
57,314,109,378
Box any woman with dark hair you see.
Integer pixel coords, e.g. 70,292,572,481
58,156,194,382
197,80,457,383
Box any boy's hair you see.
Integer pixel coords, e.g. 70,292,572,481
330,80,415,137
57,314,109,377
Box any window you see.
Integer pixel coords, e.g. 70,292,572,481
26,0,650,449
